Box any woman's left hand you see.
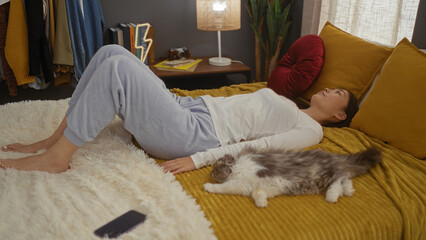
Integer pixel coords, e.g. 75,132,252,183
160,156,195,175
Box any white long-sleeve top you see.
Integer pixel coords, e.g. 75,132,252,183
190,88,323,169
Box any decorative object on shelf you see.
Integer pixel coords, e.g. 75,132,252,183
246,0,292,81
168,47,191,60
196,0,241,66
135,23,153,64
109,22,155,65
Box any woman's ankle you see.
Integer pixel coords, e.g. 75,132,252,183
41,134,62,149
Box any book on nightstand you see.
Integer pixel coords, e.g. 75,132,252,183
116,28,124,47
128,23,136,54
118,23,131,51
154,59,202,72
108,28,118,44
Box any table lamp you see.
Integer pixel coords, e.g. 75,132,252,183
196,0,241,66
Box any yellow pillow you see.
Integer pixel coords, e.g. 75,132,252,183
302,22,392,101
350,38,426,159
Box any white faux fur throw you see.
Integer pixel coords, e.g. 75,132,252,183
0,99,216,240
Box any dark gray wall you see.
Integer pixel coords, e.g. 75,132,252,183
100,0,254,78
99,0,304,82
99,0,424,79
412,0,426,49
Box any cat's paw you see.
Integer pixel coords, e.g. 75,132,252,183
252,189,268,208
342,180,355,196
254,198,268,208
203,183,215,193
325,189,340,203
343,186,355,196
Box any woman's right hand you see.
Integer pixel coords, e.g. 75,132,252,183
160,156,196,175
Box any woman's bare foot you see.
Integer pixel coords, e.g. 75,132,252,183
0,153,69,173
1,140,53,154
1,117,68,154
0,135,78,173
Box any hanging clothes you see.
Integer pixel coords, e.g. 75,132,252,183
48,0,55,49
43,0,52,53
65,0,105,85
4,0,35,86
27,0,52,90
24,0,54,83
51,0,74,86
0,1,18,96
53,0,73,66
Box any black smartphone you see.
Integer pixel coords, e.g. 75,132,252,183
94,210,146,238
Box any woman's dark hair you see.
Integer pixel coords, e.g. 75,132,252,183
323,90,359,128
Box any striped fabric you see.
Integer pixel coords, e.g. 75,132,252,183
166,83,425,240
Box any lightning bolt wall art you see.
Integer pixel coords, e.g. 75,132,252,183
135,23,153,64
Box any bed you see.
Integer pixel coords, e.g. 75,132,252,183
155,23,426,239
164,82,425,240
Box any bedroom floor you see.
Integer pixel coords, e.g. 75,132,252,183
0,74,246,105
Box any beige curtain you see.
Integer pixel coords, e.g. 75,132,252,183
317,0,420,46
301,0,323,36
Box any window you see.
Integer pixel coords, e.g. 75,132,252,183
318,0,420,46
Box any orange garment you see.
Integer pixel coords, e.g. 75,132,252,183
5,0,35,85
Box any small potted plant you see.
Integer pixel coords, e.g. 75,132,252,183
246,0,292,81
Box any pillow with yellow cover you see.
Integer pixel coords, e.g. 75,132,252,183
302,22,392,102
350,38,426,159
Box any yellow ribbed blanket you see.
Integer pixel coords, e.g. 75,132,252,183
167,83,425,240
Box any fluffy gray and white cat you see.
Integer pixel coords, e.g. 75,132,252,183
203,147,381,207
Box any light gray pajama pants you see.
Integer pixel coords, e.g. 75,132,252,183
64,45,220,159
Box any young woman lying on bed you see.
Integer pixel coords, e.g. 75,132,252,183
0,45,359,174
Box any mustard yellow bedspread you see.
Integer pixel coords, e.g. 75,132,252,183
168,83,426,240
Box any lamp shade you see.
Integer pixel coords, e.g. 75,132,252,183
196,0,241,31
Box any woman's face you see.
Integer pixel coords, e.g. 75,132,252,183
311,88,350,118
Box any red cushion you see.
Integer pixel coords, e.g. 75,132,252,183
267,35,325,98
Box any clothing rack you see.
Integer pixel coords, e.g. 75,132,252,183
0,0,105,96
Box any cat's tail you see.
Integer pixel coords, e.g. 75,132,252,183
345,147,382,176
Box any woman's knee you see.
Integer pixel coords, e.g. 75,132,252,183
90,55,149,88
98,44,127,53
95,44,129,59
105,55,151,75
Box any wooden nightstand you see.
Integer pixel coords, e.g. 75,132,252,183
149,56,251,83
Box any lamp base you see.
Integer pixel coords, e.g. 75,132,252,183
209,57,232,66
